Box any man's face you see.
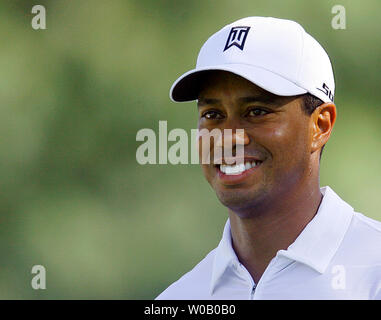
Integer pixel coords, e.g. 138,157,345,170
197,71,314,216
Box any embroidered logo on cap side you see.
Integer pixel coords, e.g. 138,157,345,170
223,26,251,52
317,83,334,101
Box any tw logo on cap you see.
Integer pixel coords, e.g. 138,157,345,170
224,26,251,52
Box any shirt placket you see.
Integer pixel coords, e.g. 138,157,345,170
237,255,293,299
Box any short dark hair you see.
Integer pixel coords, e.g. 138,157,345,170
301,94,326,158
302,94,324,115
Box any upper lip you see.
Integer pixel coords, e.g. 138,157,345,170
212,156,263,166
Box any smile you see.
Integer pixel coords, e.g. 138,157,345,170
218,161,261,175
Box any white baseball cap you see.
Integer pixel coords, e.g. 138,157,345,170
170,16,335,103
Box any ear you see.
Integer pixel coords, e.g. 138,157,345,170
310,103,337,154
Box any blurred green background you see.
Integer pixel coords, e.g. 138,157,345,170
0,0,380,299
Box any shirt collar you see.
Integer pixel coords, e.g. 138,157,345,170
210,186,354,295
210,218,238,295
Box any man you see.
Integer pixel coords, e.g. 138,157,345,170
156,17,381,299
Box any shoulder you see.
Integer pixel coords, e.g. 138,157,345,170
341,211,381,260
338,211,381,295
347,211,381,246
347,211,381,260
155,248,216,300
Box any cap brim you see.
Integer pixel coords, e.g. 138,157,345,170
170,64,307,102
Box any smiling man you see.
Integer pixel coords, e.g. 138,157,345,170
156,17,381,299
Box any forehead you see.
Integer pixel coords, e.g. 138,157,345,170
199,71,262,95
198,71,297,106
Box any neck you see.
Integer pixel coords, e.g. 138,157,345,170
228,180,323,284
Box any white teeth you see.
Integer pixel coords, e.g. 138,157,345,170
220,161,260,175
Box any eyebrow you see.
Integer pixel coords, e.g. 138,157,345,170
197,95,281,107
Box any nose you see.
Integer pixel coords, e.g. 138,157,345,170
214,128,249,165
215,128,250,148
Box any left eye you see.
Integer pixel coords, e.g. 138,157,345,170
248,108,268,116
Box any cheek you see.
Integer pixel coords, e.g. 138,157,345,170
200,164,216,189
257,121,310,163
197,133,214,165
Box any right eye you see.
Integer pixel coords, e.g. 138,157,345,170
202,110,224,120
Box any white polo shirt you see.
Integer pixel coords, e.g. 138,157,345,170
156,186,381,300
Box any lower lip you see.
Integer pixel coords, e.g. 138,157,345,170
216,162,262,185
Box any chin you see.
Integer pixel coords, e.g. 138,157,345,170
215,187,269,218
